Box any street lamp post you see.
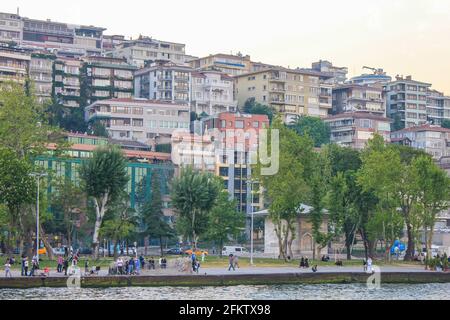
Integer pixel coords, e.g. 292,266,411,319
249,179,258,266
29,172,47,265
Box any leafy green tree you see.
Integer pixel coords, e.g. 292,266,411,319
171,166,221,250
258,118,310,260
243,98,275,123
79,146,129,259
289,116,331,147
391,113,404,131
50,178,86,251
358,135,422,261
412,155,450,267
441,119,450,129
0,81,53,158
141,172,174,256
88,121,108,137
100,193,138,259
205,191,245,257
0,147,35,255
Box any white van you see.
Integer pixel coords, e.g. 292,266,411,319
222,246,248,256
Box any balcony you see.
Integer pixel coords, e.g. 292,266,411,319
175,86,189,92
158,75,172,81
271,87,286,92
174,75,189,82
269,76,286,82
157,85,173,91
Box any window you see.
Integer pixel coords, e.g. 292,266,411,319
221,120,226,128
252,121,259,128
235,120,244,129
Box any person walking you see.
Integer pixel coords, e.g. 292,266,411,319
367,257,373,273
135,257,141,275
4,260,12,277
57,256,63,273
228,254,235,271
117,258,124,275
201,251,206,263
84,259,89,275
139,255,145,270
29,255,38,277
24,258,29,276
233,255,240,269
191,253,197,272
63,258,69,276
21,255,26,276
128,257,135,275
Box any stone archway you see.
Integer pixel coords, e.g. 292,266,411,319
301,233,313,252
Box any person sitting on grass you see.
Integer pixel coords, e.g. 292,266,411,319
312,265,318,273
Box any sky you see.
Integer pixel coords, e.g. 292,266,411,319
3,0,450,93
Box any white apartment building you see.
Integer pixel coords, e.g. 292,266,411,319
29,52,55,103
134,61,192,106
85,98,190,147
191,70,237,116
385,76,431,128
391,124,450,160
110,36,188,68
0,12,22,43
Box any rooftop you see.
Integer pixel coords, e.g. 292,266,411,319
392,124,450,134
325,112,391,122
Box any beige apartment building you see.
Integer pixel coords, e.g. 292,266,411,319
190,53,274,77
235,67,333,123
0,45,30,84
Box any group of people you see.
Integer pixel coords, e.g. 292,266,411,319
299,256,310,268
19,255,39,277
56,251,81,276
109,256,168,275
363,257,373,273
227,254,239,271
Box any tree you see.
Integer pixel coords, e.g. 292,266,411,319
441,119,450,129
79,146,129,259
0,147,35,255
171,167,221,250
391,113,404,131
358,135,422,261
258,118,310,260
141,172,174,257
50,178,86,251
412,155,450,267
322,144,365,260
205,191,245,257
0,81,53,159
289,116,331,147
243,98,275,123
100,193,138,259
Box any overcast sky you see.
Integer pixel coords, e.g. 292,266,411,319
3,0,450,93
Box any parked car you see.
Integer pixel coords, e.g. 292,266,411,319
52,247,65,256
165,248,183,255
222,246,248,256
79,247,93,255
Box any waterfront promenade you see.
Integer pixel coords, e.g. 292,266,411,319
1,264,449,288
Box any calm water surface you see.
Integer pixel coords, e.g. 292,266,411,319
1,283,449,300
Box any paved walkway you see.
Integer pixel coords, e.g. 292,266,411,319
1,265,434,278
